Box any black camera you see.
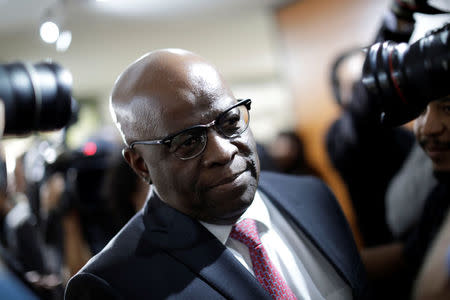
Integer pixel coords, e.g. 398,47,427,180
0,61,74,135
362,22,450,126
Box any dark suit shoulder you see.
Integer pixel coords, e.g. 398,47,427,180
64,200,228,300
259,171,353,256
259,171,329,188
65,210,152,299
65,272,121,300
65,210,167,299
81,210,146,273
259,171,337,207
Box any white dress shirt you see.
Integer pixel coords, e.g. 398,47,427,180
200,190,352,300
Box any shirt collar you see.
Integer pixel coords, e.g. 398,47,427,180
199,190,271,245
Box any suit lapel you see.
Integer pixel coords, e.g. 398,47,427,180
258,172,366,297
169,237,272,300
140,192,272,300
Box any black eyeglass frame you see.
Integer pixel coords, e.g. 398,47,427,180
128,99,252,160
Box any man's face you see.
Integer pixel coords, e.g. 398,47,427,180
132,61,260,225
414,97,450,172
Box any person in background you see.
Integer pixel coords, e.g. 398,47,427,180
326,7,450,298
413,209,450,300
385,141,438,240
39,137,122,283
0,148,63,299
100,151,148,231
268,130,321,177
65,48,369,300
326,80,415,248
361,94,450,299
255,142,278,172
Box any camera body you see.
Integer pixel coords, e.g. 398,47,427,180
47,138,118,212
0,61,75,298
361,22,450,126
0,61,74,135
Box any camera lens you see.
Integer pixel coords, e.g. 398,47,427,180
362,23,450,126
0,61,73,135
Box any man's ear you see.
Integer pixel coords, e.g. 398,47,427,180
122,148,152,184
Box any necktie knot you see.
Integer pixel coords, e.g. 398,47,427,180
230,218,261,249
229,218,297,300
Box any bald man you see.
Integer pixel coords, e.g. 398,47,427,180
64,49,369,300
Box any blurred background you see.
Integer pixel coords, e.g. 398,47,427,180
0,0,450,299
1,1,449,297
0,0,398,238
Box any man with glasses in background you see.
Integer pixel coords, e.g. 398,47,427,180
65,48,369,300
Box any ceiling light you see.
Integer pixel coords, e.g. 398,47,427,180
40,21,60,44
39,0,72,51
56,30,72,52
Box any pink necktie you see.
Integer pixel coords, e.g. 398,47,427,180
230,218,297,300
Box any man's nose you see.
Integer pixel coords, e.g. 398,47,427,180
201,130,237,167
421,107,445,137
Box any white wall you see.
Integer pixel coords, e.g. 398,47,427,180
0,7,292,147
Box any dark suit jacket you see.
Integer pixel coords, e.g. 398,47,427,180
65,172,369,299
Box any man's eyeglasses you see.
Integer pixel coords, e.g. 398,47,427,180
129,99,251,160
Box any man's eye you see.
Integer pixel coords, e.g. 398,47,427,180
173,133,204,151
222,115,240,128
442,105,450,114
180,136,200,148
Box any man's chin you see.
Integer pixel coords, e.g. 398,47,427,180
194,170,258,224
205,198,254,225
202,207,249,225
432,160,450,173
201,186,257,225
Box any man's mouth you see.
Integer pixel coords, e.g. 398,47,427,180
208,170,246,189
424,143,450,160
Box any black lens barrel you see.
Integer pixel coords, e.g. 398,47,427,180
0,61,73,135
362,23,450,126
